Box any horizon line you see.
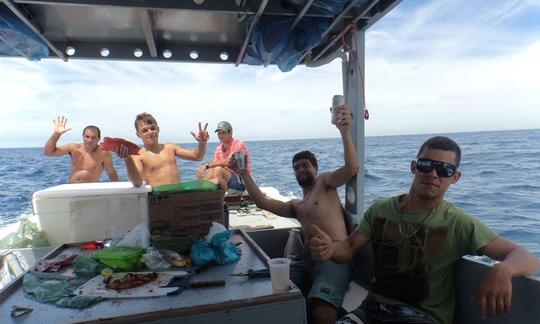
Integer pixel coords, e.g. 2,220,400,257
1,127,538,150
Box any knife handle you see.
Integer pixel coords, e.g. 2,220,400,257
190,280,226,288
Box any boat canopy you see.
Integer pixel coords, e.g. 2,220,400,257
0,0,401,219
0,0,399,70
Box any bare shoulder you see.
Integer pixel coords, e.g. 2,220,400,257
289,199,302,215
315,172,333,188
165,142,187,155
70,143,83,153
164,142,181,149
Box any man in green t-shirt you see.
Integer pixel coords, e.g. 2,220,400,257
310,136,540,323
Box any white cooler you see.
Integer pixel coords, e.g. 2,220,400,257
32,182,152,245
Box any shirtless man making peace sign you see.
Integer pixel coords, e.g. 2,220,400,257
44,116,119,183
114,112,211,188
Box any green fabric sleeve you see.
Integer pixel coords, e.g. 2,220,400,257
453,208,498,255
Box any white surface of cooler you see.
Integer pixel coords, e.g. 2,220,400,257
32,182,152,245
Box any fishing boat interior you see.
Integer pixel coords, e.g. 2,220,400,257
1,0,539,323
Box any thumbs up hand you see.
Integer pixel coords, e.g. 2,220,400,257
309,224,333,261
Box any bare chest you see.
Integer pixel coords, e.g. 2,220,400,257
140,149,176,171
71,149,104,170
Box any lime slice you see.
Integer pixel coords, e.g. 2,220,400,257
101,268,114,277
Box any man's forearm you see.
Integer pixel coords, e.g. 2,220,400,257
108,170,119,182
499,248,540,277
341,129,359,176
240,172,267,207
124,157,143,187
331,240,355,263
240,171,295,218
209,159,229,168
192,142,207,161
44,133,61,156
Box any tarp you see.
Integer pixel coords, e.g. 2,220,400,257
0,5,48,60
243,16,330,72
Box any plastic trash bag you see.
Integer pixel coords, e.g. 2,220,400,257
0,216,49,249
211,230,241,265
116,222,150,248
205,222,227,241
191,228,240,267
23,256,103,308
190,239,216,267
142,247,172,270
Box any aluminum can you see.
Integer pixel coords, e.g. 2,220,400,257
232,151,246,169
331,95,345,124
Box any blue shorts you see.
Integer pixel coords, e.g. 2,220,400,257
290,250,351,309
228,173,245,192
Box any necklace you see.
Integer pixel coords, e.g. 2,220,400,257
397,204,435,239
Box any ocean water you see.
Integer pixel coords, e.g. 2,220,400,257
1,129,539,259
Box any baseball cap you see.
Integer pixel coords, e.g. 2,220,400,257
215,121,232,133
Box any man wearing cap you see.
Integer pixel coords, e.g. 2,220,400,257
196,121,251,193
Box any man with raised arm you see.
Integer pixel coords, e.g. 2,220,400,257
231,105,358,324
44,116,119,183
114,112,209,187
310,136,540,324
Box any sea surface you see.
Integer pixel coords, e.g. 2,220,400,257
1,129,539,259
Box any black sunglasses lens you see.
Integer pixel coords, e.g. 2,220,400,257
416,159,433,173
435,165,450,177
416,159,456,177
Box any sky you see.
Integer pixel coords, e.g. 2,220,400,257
1,0,539,148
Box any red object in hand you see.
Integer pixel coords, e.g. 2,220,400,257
102,137,140,155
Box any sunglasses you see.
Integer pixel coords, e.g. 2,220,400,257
415,158,457,177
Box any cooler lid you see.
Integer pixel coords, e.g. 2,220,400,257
33,182,152,199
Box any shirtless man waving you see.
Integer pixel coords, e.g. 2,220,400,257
115,112,209,187
44,116,119,183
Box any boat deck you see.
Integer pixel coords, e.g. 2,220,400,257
0,231,306,323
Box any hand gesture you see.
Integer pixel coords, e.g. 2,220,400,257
113,144,130,160
471,263,513,319
309,224,333,261
334,106,352,131
191,122,209,143
53,116,72,135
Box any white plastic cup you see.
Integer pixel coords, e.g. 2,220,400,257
331,95,345,124
268,258,291,293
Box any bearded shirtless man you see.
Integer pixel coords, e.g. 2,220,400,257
44,116,119,183
232,105,358,324
114,112,209,188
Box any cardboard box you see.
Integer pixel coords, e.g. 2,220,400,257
148,190,224,238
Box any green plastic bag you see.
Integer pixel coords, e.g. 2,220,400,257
23,256,103,308
153,180,218,194
91,246,145,271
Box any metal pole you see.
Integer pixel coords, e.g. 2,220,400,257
343,29,365,223
290,0,314,31
235,0,268,66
